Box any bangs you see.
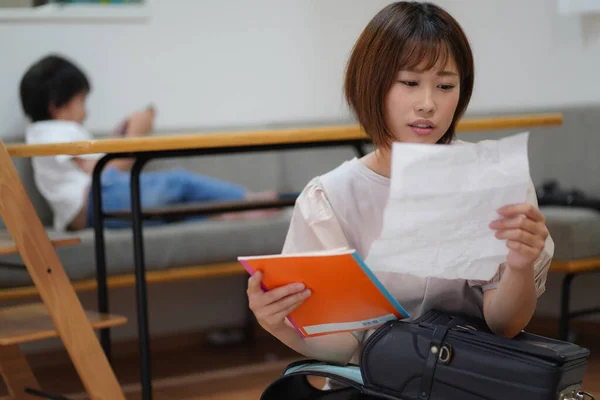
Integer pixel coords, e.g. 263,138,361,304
397,35,453,73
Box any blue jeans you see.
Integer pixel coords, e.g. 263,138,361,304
86,167,247,229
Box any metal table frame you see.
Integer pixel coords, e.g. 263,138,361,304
91,139,368,400
559,270,600,341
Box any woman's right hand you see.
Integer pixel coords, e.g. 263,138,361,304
247,271,311,335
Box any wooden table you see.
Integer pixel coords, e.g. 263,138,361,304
6,113,562,158
6,113,564,400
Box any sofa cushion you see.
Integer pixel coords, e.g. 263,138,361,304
0,209,293,289
541,206,600,260
7,156,54,227
2,205,599,288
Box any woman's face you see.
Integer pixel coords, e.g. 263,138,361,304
385,55,461,144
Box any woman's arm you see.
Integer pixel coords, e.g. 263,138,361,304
247,179,360,364
485,202,552,337
483,267,537,338
247,271,359,364
272,324,360,364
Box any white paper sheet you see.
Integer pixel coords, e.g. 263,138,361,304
365,132,532,281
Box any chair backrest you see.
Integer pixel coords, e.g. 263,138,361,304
0,139,126,399
9,157,53,226
0,138,53,229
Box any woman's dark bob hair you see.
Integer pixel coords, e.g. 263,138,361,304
344,1,475,147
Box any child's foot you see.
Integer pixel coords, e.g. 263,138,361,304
245,190,279,202
216,191,283,221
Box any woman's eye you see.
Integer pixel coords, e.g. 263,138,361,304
400,81,418,87
439,84,455,90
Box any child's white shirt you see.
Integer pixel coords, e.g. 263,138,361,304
26,120,104,231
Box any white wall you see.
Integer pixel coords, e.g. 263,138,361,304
1,0,599,139
2,0,600,352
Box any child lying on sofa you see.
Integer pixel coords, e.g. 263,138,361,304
20,54,279,231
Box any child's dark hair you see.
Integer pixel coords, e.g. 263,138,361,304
19,54,91,122
344,1,475,148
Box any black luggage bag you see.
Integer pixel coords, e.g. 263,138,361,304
260,310,593,400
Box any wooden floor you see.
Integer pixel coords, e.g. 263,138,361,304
13,318,600,399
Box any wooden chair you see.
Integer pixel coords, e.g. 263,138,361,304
0,140,126,400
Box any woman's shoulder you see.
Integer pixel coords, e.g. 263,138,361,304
283,171,352,253
299,158,360,193
320,157,388,191
319,157,362,180
295,156,389,227
294,158,361,215
294,175,333,219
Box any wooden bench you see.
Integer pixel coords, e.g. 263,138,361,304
543,204,600,341
541,217,600,341
550,258,600,275
551,259,600,341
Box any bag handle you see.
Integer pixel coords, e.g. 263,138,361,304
418,324,451,400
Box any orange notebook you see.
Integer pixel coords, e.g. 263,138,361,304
238,248,410,338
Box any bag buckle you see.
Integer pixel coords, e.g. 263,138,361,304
559,384,596,400
430,344,453,364
451,324,477,333
577,392,596,400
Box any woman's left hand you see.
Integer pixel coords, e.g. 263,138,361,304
489,203,549,270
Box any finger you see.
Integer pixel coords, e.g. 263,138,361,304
263,282,306,306
496,229,545,249
271,296,308,322
490,216,549,239
489,215,538,234
506,240,540,259
258,289,311,321
246,271,264,294
497,203,545,223
247,274,269,311
491,217,549,241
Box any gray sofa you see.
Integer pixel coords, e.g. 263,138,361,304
1,106,599,326
0,156,296,287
